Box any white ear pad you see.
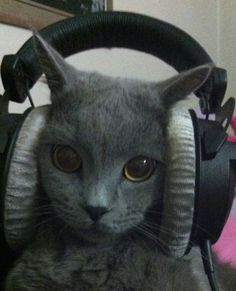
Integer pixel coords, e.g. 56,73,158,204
4,106,50,250
159,107,196,258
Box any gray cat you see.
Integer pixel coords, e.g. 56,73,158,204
5,35,236,291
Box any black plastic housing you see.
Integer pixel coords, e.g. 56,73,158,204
190,111,236,246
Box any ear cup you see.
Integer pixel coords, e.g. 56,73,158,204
159,107,196,258
4,106,50,250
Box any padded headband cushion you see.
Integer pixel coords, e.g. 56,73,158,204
159,107,196,258
4,106,49,250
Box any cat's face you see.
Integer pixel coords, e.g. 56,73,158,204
38,76,166,242
34,34,211,243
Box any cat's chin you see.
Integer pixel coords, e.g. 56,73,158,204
77,223,121,244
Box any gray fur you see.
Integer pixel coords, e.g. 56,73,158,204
5,34,236,290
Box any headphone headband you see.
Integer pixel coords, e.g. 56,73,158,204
1,11,226,112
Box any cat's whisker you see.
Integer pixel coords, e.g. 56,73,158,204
27,211,54,218
145,208,172,218
55,223,69,241
32,215,59,230
26,205,55,218
142,221,201,249
33,208,72,228
142,218,186,235
141,221,219,269
139,225,169,245
134,224,168,249
134,222,218,270
146,208,218,242
28,204,53,210
140,221,171,236
190,222,218,242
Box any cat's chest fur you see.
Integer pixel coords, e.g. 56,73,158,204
7,226,210,291
75,244,209,291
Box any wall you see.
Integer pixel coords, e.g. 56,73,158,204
0,1,220,113
218,1,236,103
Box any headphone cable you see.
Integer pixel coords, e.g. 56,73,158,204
200,240,219,291
25,80,35,108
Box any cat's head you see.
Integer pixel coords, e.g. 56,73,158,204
34,34,211,243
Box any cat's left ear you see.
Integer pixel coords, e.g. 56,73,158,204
159,64,213,109
33,32,68,92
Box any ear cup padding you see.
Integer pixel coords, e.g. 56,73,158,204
159,107,196,258
4,106,50,250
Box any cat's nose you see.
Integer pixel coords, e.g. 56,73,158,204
83,206,109,222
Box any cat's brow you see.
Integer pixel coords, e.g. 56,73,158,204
39,124,76,145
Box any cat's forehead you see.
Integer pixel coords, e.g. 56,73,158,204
66,72,165,120
55,75,166,159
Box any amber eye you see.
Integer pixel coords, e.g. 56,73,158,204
123,156,156,182
52,145,82,173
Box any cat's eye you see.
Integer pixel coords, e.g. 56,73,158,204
123,156,156,182
52,145,82,173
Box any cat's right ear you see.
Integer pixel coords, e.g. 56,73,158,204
158,64,213,109
32,32,68,93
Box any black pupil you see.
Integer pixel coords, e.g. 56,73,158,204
127,157,152,178
55,146,80,171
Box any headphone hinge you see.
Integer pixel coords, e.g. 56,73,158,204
198,67,227,115
215,97,235,131
0,94,9,114
1,55,27,104
0,130,8,154
201,121,228,160
210,67,227,112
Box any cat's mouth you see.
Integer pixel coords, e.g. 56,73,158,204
78,221,120,243
85,222,112,234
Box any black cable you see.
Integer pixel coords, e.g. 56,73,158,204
25,81,35,108
27,90,35,108
200,240,219,291
0,93,9,114
207,272,219,291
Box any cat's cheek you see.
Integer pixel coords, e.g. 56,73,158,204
114,174,163,229
108,213,144,233
38,150,88,225
119,177,156,208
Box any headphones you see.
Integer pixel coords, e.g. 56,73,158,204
0,11,236,290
